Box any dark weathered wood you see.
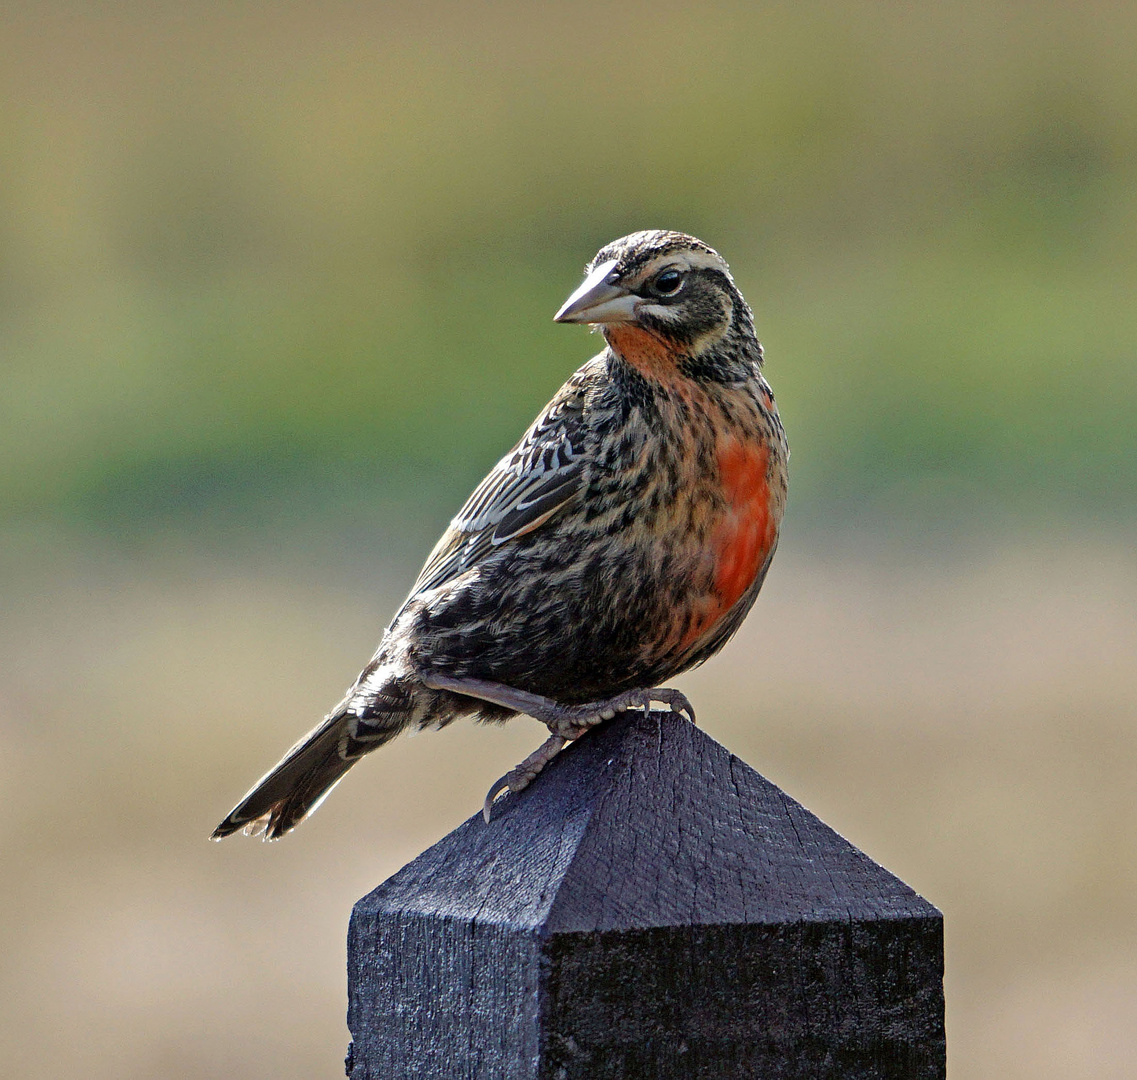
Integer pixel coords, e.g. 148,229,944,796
347,710,945,1079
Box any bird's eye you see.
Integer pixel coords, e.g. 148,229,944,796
651,269,684,297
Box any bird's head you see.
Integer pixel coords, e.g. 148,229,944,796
554,231,758,376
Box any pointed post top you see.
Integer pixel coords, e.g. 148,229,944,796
348,712,946,1078
357,711,938,934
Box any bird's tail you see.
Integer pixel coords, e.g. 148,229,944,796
211,700,404,841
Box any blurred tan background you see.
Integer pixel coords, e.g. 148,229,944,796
1,2,1135,1077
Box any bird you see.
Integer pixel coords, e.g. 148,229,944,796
211,230,788,840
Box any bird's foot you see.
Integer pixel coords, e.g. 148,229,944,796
526,685,697,743
481,733,566,822
420,672,697,820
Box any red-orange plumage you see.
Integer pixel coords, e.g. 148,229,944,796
713,439,775,609
605,324,677,383
673,440,777,654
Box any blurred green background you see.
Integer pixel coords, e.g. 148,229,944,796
1,2,1134,1078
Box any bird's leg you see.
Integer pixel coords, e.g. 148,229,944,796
420,672,697,733
419,672,697,820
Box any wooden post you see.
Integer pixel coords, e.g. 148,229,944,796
346,711,945,1079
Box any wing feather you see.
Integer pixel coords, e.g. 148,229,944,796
412,372,591,593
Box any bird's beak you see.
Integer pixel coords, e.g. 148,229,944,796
553,259,637,325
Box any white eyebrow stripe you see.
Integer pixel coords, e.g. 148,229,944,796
634,249,730,282
677,250,729,272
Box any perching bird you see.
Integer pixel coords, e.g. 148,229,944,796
212,230,788,840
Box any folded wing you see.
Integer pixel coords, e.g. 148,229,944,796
412,372,591,594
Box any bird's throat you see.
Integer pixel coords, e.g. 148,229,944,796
604,324,683,386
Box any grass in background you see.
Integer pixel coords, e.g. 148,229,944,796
1,0,1135,537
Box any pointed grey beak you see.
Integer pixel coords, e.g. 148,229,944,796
553,259,638,324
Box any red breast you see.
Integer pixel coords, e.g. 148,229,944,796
675,437,778,652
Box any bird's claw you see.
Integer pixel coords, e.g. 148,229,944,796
482,774,513,822
642,687,697,725
483,733,566,822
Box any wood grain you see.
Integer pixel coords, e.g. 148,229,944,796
347,711,945,1078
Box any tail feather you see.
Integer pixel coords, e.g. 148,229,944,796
211,707,400,841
